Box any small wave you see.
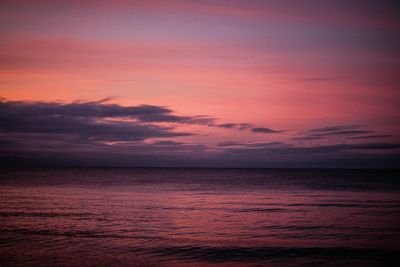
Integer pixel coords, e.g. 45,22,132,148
0,211,92,218
285,203,375,208
232,208,289,213
147,245,399,264
0,228,163,241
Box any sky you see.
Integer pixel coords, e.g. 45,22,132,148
0,0,399,167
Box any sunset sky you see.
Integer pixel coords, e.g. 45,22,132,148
1,0,399,167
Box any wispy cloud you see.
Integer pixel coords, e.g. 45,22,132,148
218,123,284,133
346,135,391,140
251,127,284,134
0,99,279,134
1,100,398,168
294,125,378,141
218,123,253,131
310,125,363,134
0,98,216,125
0,99,196,141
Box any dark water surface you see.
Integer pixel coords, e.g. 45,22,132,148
0,168,399,266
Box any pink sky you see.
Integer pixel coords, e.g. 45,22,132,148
0,0,399,167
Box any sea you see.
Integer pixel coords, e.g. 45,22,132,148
0,168,399,266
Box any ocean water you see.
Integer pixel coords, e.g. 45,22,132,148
0,168,399,266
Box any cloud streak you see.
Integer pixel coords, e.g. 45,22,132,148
251,127,284,134
0,98,215,125
0,100,398,168
0,98,282,144
0,99,196,142
293,125,388,141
